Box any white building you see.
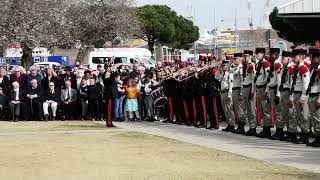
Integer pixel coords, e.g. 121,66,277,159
4,47,51,58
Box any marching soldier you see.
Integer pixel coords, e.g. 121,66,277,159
265,48,281,139
242,50,257,136
288,49,310,144
271,51,293,141
216,58,235,132
254,48,272,138
307,49,320,147
231,53,246,134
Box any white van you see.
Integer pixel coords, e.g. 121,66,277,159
88,48,155,69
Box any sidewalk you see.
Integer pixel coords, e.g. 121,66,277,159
114,121,320,173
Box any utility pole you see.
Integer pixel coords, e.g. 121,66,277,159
234,9,239,53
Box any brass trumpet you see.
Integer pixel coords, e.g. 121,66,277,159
177,63,216,82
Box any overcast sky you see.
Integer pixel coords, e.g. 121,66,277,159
136,0,292,32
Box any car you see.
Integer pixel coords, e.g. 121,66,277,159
34,62,61,71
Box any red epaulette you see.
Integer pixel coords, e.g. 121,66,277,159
212,68,217,76
299,65,309,75
263,60,271,69
289,64,297,75
247,64,254,74
304,61,311,69
274,63,282,72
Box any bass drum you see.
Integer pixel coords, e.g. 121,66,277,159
150,88,168,107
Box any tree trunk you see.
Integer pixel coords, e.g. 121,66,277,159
76,46,90,64
21,42,33,69
148,40,155,54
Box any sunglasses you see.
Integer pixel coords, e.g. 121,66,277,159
49,85,55,86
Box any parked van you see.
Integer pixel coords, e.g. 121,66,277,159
88,48,155,69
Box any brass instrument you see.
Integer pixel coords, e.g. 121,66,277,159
158,61,219,82
177,63,217,82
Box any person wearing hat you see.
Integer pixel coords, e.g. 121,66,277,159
230,53,246,134
216,59,236,133
270,51,294,141
254,47,273,138
265,48,282,139
287,49,310,144
205,58,221,129
306,49,320,147
242,50,257,136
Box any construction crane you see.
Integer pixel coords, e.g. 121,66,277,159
247,0,253,29
260,0,277,28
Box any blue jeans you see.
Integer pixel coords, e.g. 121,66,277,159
114,96,124,119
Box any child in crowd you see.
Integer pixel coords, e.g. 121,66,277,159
125,79,140,121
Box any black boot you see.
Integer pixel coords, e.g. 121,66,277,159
222,125,235,133
235,123,245,134
44,115,49,121
270,128,283,140
264,127,271,138
244,128,257,136
300,132,309,144
290,133,300,144
307,136,320,147
256,127,266,138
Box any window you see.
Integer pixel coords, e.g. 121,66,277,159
34,57,40,63
114,57,127,64
92,57,107,64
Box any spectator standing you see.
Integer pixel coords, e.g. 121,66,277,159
41,68,58,90
10,67,27,90
87,79,100,121
114,74,125,121
0,67,10,108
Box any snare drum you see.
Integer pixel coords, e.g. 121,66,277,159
150,88,168,107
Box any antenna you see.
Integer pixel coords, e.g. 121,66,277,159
248,0,253,29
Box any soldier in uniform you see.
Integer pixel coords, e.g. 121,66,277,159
231,53,246,134
307,49,320,147
194,59,208,128
271,51,293,140
216,59,235,132
206,59,220,129
288,49,310,144
254,48,272,138
265,48,281,139
242,50,257,136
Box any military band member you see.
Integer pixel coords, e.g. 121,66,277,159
254,48,272,138
288,49,310,144
231,53,246,134
271,51,293,141
306,49,320,147
206,61,220,129
242,50,257,136
216,59,235,132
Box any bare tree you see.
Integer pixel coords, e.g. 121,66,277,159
0,0,69,68
66,0,141,63
0,0,140,67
